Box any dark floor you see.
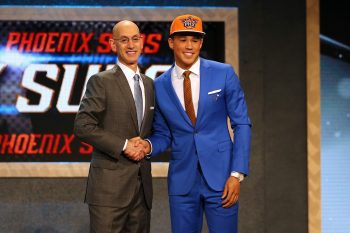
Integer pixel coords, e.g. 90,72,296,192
0,178,209,233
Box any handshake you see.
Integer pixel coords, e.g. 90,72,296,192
124,137,151,161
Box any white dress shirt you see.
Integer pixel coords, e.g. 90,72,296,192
117,61,145,115
117,61,145,151
172,59,200,115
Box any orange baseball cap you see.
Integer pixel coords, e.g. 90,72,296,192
169,14,205,36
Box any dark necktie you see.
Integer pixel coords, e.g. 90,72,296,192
133,74,143,129
183,71,196,125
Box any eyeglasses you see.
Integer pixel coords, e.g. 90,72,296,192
114,36,142,44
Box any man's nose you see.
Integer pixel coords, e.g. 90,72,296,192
127,39,134,48
185,40,193,49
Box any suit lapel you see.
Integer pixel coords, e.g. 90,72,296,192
112,65,139,132
140,74,152,135
196,59,211,129
164,67,193,127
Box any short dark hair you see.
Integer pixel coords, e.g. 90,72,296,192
169,31,204,39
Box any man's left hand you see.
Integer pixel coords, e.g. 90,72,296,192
124,137,145,161
221,176,240,208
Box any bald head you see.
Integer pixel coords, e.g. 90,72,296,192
109,20,143,72
113,20,140,38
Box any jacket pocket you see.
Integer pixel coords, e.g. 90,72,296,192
217,140,232,152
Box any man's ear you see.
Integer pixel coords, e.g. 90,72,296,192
109,38,118,53
168,38,174,50
140,35,144,51
199,38,203,49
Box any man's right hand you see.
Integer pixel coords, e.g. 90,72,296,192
135,139,151,155
124,137,145,161
124,137,152,161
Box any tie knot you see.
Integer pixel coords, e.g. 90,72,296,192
183,71,191,79
133,74,140,81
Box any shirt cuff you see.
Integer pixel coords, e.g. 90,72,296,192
231,172,244,182
144,139,153,156
122,139,128,151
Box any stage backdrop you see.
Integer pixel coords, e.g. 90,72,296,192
0,7,238,177
320,1,350,231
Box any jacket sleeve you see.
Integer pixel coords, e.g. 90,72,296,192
147,97,172,157
225,66,252,176
73,75,125,160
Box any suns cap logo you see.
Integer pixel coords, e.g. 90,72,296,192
181,16,198,29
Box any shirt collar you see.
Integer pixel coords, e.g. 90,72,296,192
174,58,200,79
117,61,141,81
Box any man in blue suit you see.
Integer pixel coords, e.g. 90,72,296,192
139,14,251,233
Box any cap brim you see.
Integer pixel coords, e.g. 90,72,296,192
170,30,206,36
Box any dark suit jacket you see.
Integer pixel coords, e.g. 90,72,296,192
74,65,154,209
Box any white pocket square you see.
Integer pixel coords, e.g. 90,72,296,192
150,106,155,110
208,89,222,95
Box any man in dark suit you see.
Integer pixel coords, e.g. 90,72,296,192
138,14,251,233
74,20,154,233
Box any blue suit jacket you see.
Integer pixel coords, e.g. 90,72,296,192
149,58,251,195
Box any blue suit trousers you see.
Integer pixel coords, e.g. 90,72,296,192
169,164,239,233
